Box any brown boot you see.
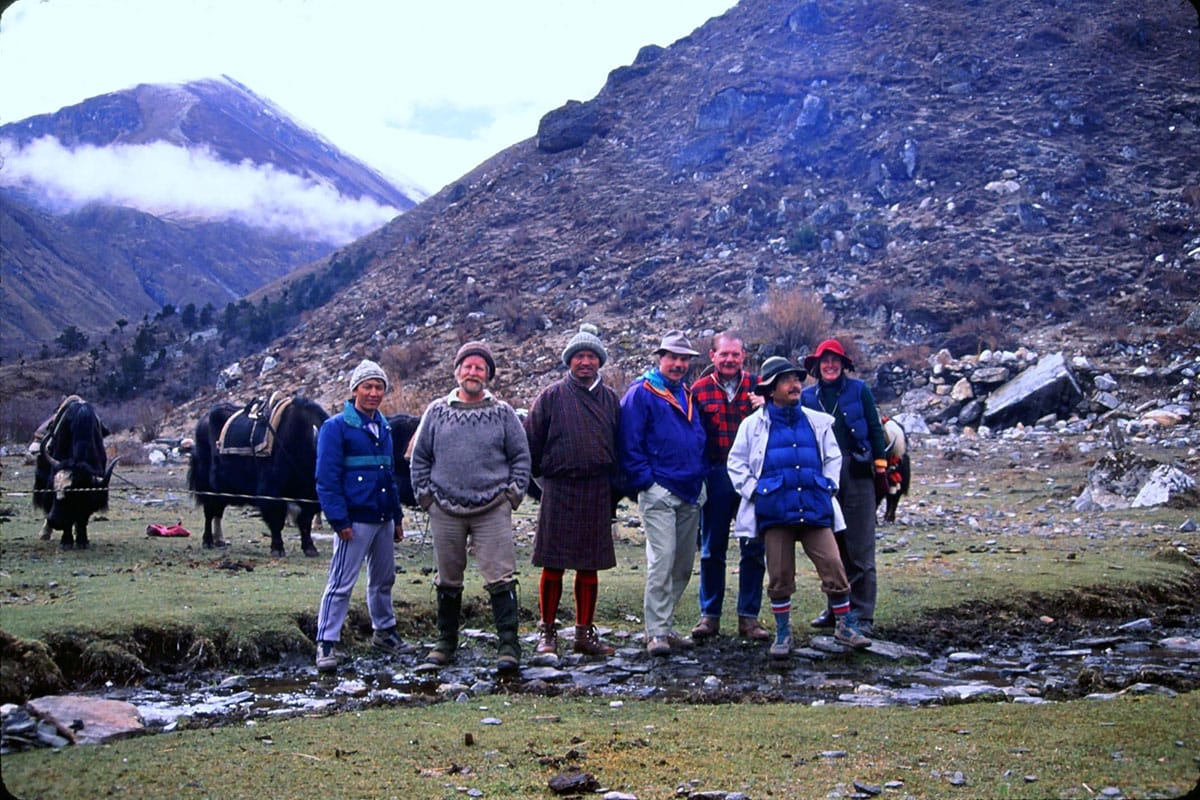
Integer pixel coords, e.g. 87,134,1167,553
536,623,558,655
737,616,771,641
573,624,615,657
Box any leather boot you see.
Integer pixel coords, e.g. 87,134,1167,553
573,624,615,657
426,586,462,666
536,622,558,655
488,580,521,671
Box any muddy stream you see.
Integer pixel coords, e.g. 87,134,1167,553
101,602,1200,733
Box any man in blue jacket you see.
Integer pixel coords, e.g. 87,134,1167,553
313,359,413,672
618,330,707,656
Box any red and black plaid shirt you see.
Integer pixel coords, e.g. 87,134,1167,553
691,370,759,464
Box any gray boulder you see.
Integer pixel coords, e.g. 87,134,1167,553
537,100,606,153
983,352,1083,429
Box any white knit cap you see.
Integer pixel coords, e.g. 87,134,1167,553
561,323,608,367
348,359,389,392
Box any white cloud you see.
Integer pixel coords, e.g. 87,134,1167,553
0,136,400,243
0,0,738,192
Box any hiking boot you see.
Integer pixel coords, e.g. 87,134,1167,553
810,609,835,628
691,616,719,639
737,616,771,641
768,635,792,659
315,641,340,672
646,636,671,657
666,632,694,651
834,615,872,649
573,624,615,657
536,624,559,655
372,627,416,656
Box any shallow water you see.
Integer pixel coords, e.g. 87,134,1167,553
105,616,1200,733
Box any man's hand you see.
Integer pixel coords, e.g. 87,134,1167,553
394,524,403,543
337,527,353,542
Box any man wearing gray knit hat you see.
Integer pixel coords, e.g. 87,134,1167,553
525,324,620,659
314,358,413,672
561,323,608,368
348,359,389,392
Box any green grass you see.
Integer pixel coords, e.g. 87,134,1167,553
3,692,1197,799
2,453,1198,799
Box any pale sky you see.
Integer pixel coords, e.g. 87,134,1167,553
0,0,737,202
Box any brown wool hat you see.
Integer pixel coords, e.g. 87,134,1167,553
454,341,496,380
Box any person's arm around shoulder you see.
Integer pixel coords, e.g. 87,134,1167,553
727,410,759,500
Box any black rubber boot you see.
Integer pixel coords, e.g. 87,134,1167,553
488,580,521,672
426,586,462,665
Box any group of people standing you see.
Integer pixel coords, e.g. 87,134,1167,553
311,324,889,672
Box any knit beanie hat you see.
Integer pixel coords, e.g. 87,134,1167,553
454,341,496,380
561,323,608,367
348,359,389,392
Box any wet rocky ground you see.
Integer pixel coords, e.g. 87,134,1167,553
6,579,1195,753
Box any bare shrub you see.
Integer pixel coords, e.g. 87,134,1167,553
942,314,1010,356
127,400,166,443
0,397,51,445
860,279,916,316
893,344,932,371
687,293,707,318
380,341,432,379
105,433,150,466
486,292,542,339
751,288,831,359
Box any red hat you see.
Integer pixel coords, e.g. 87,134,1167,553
803,338,855,373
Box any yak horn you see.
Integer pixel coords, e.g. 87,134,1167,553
103,457,120,485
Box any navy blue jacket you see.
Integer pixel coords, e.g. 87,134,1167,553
316,401,402,531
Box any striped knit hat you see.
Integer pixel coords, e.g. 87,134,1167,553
561,323,608,367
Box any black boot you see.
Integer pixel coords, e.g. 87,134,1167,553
488,580,521,672
426,586,462,665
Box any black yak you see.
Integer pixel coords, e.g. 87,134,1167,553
32,396,116,550
189,396,328,557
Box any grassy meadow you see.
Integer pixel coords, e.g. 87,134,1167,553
1,443,1198,798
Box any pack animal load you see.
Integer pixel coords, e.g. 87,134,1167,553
188,395,328,557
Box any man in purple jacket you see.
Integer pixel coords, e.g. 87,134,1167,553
618,330,707,656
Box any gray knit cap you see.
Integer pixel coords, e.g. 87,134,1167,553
561,323,608,367
348,359,389,392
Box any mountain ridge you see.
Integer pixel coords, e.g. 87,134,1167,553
0,76,422,357
4,0,1199,435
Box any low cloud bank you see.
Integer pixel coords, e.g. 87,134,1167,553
0,136,399,243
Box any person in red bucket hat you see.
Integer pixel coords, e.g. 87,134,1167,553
800,338,888,637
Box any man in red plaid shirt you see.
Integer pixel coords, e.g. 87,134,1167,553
690,332,770,641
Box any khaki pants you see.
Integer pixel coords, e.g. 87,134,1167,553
638,482,705,638
763,524,849,601
430,502,516,589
